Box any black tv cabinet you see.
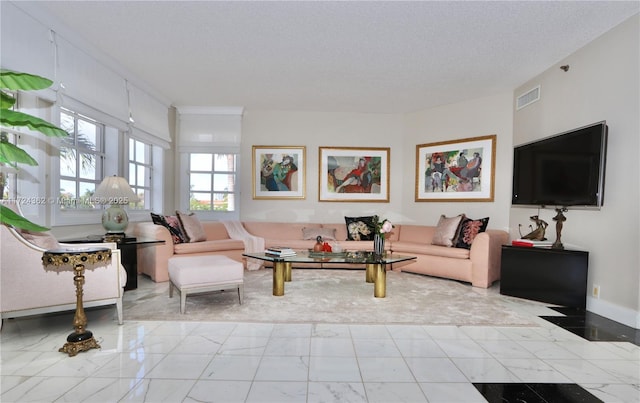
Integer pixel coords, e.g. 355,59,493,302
500,245,589,308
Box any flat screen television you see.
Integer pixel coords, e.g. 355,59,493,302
512,121,608,209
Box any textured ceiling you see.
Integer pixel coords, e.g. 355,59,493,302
23,1,640,113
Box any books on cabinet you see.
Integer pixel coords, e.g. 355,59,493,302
511,239,554,248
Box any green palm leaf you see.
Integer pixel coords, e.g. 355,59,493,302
0,109,68,137
1,91,16,109
0,70,53,91
0,141,38,166
0,69,65,232
0,204,49,231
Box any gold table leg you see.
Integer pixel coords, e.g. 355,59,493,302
60,263,100,356
365,263,376,283
273,261,285,296
284,262,292,282
374,263,386,298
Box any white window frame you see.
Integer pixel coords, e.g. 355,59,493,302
125,136,164,223
51,106,120,226
58,108,105,205
0,88,19,201
127,137,152,209
0,129,18,201
178,148,240,221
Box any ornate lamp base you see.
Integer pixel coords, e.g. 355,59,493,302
42,247,111,357
60,331,101,356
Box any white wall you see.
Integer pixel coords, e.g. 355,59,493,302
239,91,513,230
401,92,514,230
511,14,640,327
240,110,406,224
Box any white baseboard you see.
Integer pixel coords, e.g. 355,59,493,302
587,296,640,329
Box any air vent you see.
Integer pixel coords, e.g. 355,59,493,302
516,85,540,110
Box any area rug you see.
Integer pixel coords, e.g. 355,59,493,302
124,269,538,326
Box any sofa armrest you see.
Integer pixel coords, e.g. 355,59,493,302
133,222,175,282
1,225,126,324
469,229,509,288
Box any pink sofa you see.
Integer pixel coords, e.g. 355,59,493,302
242,221,381,251
389,225,508,288
135,222,245,282
134,220,507,288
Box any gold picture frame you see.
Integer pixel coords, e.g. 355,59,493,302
319,146,390,202
415,135,496,202
253,146,306,199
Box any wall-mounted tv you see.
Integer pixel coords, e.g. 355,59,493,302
512,121,608,209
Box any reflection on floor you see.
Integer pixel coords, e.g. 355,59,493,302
542,307,640,345
473,307,640,402
1,277,638,402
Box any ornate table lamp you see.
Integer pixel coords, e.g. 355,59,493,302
92,175,139,240
42,247,112,356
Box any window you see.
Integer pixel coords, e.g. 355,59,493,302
58,108,103,210
1,89,18,201
188,153,237,212
128,138,152,210
0,131,17,200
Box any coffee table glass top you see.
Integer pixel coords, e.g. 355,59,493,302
243,250,416,264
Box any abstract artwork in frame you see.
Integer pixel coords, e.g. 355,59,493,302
415,135,496,202
319,147,390,202
253,146,305,199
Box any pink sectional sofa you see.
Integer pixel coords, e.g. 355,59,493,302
242,222,381,251
135,222,245,282
134,220,507,288
389,225,508,288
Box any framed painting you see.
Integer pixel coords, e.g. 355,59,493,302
415,134,496,202
319,147,390,202
253,146,306,199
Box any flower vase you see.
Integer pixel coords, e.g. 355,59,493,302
374,233,385,256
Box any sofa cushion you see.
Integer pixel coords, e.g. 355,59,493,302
328,224,350,243
454,217,490,249
151,212,187,244
177,211,207,242
431,214,464,247
344,216,376,241
202,222,233,241
174,239,245,254
302,226,337,241
263,239,316,250
392,241,470,259
244,222,319,240
169,255,243,287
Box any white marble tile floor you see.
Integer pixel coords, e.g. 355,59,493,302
1,293,639,402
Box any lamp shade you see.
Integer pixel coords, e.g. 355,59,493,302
92,175,140,205
92,175,139,235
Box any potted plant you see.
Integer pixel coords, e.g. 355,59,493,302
0,69,69,230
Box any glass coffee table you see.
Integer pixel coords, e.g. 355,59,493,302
242,251,416,298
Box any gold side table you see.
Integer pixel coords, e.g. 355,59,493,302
42,247,112,357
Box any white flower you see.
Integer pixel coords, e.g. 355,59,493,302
380,220,393,233
374,215,394,235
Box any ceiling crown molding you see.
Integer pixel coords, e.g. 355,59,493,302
176,106,245,116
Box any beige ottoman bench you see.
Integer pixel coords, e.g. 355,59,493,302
168,255,244,314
